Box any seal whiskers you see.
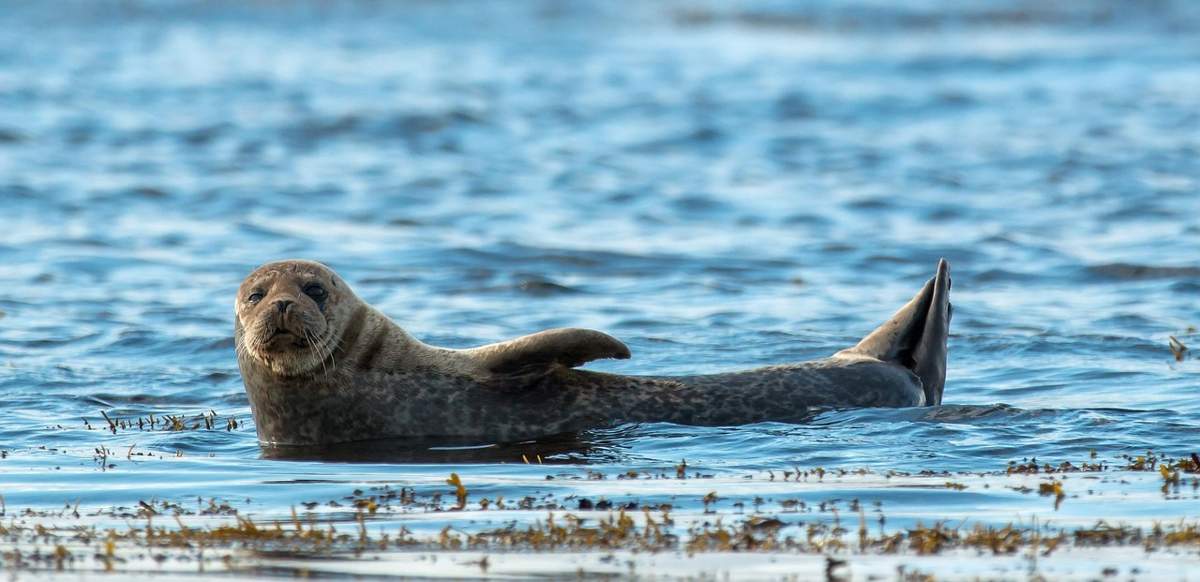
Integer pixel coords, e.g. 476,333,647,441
302,328,329,378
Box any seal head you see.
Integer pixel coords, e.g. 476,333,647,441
234,259,353,377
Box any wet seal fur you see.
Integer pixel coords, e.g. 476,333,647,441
235,259,952,445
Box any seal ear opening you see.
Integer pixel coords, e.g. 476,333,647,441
840,259,951,406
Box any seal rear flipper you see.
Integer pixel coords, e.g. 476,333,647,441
471,328,631,377
835,259,952,405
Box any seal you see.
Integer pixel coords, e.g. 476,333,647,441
235,259,952,445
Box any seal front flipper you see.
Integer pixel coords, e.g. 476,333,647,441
834,259,952,405
470,328,631,376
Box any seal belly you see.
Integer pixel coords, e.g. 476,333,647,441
560,359,925,428
250,360,924,444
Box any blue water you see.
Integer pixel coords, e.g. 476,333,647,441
1,0,1199,576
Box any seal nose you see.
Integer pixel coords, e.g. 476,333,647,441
275,299,293,314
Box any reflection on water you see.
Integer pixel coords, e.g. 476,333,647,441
260,432,617,464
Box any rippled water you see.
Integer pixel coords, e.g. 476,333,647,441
2,0,1199,578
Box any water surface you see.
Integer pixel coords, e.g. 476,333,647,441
1,0,1198,578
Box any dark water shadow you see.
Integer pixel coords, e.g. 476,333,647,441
260,431,628,464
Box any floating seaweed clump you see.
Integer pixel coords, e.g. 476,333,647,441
1006,457,1106,475
87,410,242,435
3,454,1200,575
1122,451,1200,473
6,510,1199,576
469,509,677,552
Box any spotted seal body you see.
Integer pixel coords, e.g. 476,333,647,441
235,259,951,445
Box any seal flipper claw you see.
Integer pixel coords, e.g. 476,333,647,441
471,328,631,376
836,259,951,406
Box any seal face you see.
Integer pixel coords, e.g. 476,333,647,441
234,260,350,377
234,259,952,446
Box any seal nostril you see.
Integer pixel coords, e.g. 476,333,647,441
276,299,293,313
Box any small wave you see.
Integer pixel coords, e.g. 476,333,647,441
279,109,486,150
1087,262,1200,280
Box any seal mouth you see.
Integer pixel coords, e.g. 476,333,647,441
264,326,308,350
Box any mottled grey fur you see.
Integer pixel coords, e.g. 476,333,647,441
235,259,952,445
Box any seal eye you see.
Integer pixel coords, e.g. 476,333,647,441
247,292,264,304
303,284,327,301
